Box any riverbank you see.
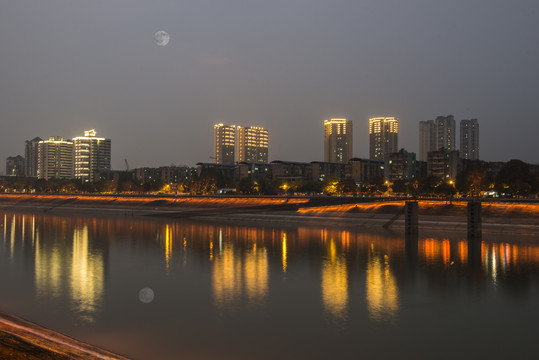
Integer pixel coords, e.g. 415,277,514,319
0,193,538,233
0,312,129,360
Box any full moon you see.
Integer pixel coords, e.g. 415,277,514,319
139,287,155,303
154,31,170,46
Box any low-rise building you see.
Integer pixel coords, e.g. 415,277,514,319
310,161,347,182
385,149,417,181
6,155,25,176
346,158,384,183
427,148,459,181
238,162,272,180
270,161,311,182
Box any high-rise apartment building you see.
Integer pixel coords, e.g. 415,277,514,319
73,130,111,182
214,124,236,164
369,117,398,161
37,137,74,180
435,115,456,151
237,126,269,163
25,137,42,177
460,119,479,160
324,118,353,163
419,120,435,162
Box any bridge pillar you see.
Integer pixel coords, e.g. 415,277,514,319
405,201,418,235
467,201,482,239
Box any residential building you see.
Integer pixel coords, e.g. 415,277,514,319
196,162,237,180
214,124,236,164
369,117,398,160
324,119,353,163
159,166,195,184
270,160,311,182
460,119,479,160
310,162,347,182
237,126,269,163
419,120,435,162
346,158,384,183
385,149,417,181
25,137,42,177
427,148,459,181
435,115,456,151
6,155,25,176
37,137,74,180
73,130,111,182
238,162,272,180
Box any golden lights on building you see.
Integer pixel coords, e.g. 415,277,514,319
214,124,236,165
73,129,111,182
214,124,269,164
369,117,398,160
324,118,353,164
37,137,74,180
237,126,269,163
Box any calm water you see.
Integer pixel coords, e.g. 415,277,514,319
0,211,538,360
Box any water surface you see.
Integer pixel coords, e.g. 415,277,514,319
0,211,537,359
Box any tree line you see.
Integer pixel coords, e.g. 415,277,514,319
1,159,537,198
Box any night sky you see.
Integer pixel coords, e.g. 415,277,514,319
1,0,538,171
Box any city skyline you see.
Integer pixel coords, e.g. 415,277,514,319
2,113,533,175
1,1,538,170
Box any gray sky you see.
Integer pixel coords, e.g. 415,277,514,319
1,0,538,171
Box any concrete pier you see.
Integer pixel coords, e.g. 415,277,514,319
467,201,482,239
405,201,418,235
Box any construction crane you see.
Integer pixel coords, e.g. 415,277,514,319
124,158,130,172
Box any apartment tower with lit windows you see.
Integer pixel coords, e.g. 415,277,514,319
419,120,435,162
460,119,479,160
37,137,74,180
237,126,269,163
369,117,398,160
72,129,111,182
435,115,456,151
214,124,236,164
324,118,353,163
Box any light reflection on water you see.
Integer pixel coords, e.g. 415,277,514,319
1,211,538,359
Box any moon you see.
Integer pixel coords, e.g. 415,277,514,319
138,287,155,303
154,31,170,46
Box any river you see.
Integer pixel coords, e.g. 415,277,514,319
0,211,537,359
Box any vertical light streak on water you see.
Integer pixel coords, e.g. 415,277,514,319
491,246,498,285
70,225,104,324
32,216,35,246
483,243,489,274
442,239,450,265
244,246,269,306
34,226,62,300
281,232,287,273
21,215,25,245
219,229,223,253
212,243,241,310
10,215,16,260
366,251,399,322
321,239,349,321
3,214,6,242
164,224,171,272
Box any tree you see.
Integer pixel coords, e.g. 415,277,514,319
418,175,439,197
456,161,490,197
495,160,537,198
340,178,358,195
391,179,407,195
